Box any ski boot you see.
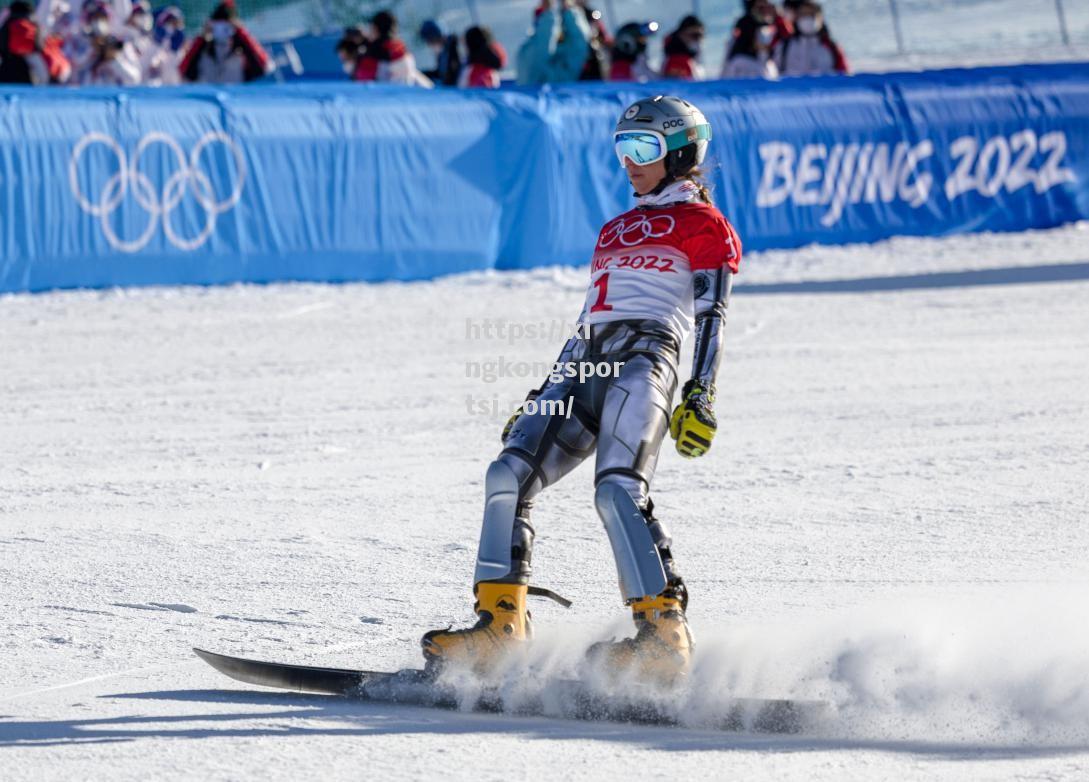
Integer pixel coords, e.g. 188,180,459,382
587,591,693,687
421,581,529,676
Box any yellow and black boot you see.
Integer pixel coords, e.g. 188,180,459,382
587,592,693,687
421,582,530,675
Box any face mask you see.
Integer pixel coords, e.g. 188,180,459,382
342,60,354,75
211,21,233,42
757,26,775,46
797,16,819,35
91,19,109,36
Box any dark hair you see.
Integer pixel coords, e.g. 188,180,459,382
8,0,33,17
728,15,760,59
464,25,502,68
210,0,237,21
371,10,396,38
335,36,358,56
464,25,490,53
678,14,703,31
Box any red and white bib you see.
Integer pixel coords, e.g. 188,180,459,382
584,200,741,342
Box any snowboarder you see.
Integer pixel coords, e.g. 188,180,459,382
422,96,741,685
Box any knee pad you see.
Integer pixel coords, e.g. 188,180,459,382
594,478,668,602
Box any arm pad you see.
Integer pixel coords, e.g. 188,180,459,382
690,268,732,388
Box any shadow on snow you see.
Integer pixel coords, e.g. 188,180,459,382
1,688,1088,760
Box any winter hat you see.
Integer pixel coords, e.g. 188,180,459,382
419,18,442,43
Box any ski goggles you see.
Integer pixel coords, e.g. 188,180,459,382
614,125,712,167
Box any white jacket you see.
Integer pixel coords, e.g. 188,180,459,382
722,53,778,80
775,34,837,77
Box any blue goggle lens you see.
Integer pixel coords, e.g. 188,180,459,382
615,132,665,165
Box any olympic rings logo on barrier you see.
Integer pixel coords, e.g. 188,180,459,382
69,131,246,253
598,214,676,248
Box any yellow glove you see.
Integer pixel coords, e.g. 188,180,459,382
669,381,717,458
502,390,540,443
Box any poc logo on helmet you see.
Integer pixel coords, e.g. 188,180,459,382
662,119,687,129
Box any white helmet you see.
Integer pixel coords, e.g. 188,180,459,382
614,95,712,182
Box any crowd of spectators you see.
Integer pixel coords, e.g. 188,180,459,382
0,0,271,84
0,0,849,87
343,0,848,89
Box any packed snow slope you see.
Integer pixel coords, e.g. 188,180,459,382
2,225,1089,780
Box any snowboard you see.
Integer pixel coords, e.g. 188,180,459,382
193,647,826,734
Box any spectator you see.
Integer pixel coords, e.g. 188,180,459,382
722,3,779,79
29,0,74,82
151,6,185,84
55,4,92,77
39,23,71,81
775,0,849,76
80,33,138,83
741,0,792,44
179,0,273,84
120,0,165,83
334,24,364,76
76,0,139,84
50,7,79,51
459,25,505,88
576,2,609,81
0,0,49,83
418,18,459,86
516,0,590,86
124,0,152,38
661,14,704,80
353,10,431,86
782,0,805,25
609,21,657,82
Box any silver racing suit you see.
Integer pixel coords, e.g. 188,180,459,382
473,267,733,605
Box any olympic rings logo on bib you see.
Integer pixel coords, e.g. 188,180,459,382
598,214,676,248
69,131,246,253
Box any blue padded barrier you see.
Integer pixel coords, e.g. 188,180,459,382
2,62,1087,293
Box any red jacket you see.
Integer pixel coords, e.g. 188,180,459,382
41,34,70,82
661,33,700,80
461,41,506,88
0,16,38,83
354,36,406,81
610,59,634,81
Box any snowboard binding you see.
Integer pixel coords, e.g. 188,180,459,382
420,582,571,677
585,590,693,688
